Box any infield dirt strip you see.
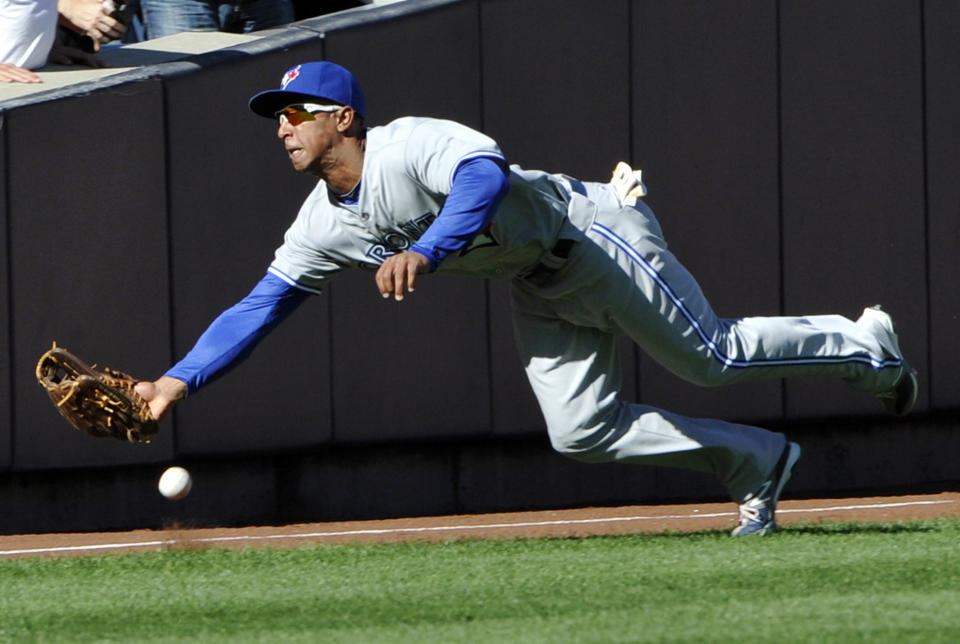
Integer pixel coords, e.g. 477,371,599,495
1,492,958,558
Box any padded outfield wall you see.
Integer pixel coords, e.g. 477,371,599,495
0,0,957,533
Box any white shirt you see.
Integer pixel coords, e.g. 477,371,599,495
0,0,58,69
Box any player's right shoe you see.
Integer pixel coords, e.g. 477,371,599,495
731,442,801,537
860,306,919,417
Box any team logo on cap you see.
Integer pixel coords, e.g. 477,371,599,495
280,65,301,89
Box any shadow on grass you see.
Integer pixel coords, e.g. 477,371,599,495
585,519,954,542
781,521,945,536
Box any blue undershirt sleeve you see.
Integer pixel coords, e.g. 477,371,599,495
164,272,310,395
408,156,510,271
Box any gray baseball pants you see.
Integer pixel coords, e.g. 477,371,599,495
511,188,904,502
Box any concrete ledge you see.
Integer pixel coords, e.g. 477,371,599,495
0,32,266,108
0,0,458,110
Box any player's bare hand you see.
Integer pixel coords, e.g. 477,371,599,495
376,251,430,301
134,376,187,421
0,63,41,83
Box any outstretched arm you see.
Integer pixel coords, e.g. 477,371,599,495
135,272,310,420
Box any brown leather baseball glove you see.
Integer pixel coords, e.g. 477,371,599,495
35,343,158,443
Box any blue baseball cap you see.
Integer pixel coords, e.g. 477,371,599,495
249,61,366,119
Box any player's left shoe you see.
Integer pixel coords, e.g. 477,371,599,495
732,441,801,537
609,161,647,207
860,306,919,417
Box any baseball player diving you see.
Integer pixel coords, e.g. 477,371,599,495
134,61,918,536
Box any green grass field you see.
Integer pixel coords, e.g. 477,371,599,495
2,519,959,643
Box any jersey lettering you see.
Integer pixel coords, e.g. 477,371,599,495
364,212,437,264
399,212,436,238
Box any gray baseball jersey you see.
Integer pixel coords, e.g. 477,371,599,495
268,116,592,291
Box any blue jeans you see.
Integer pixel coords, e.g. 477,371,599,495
140,0,295,39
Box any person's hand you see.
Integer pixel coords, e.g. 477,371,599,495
135,376,187,421
375,251,431,301
58,0,126,46
0,63,41,83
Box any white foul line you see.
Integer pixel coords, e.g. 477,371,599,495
0,499,954,558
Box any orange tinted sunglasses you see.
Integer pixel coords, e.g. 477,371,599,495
276,104,341,126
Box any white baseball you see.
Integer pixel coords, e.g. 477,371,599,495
158,466,192,500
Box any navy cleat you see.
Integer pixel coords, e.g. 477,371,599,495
732,442,801,536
